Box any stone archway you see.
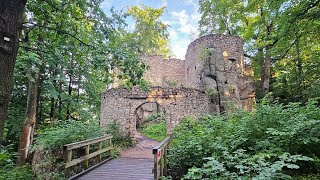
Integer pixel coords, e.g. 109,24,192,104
134,102,165,131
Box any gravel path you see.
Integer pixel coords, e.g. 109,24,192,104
120,131,159,159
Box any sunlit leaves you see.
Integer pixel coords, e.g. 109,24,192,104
127,5,171,57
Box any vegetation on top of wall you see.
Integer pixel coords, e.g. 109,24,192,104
168,97,320,179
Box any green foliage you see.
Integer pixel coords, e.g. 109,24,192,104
162,78,178,87
199,0,320,100
0,165,35,180
32,120,131,152
4,0,149,150
29,120,131,179
168,99,320,179
0,145,35,180
141,113,167,141
141,121,166,142
127,5,171,57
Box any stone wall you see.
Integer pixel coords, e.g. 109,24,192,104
101,34,256,135
184,34,255,112
142,55,185,87
100,86,210,136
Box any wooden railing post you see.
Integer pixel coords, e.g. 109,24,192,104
163,146,167,176
99,142,102,161
64,135,113,179
153,135,171,180
84,145,90,169
109,138,113,156
160,150,164,177
65,149,72,177
154,151,158,180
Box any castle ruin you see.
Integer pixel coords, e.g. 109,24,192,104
100,34,255,136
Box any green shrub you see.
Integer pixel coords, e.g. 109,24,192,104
0,145,35,180
30,120,132,179
141,121,166,142
0,165,35,180
140,113,167,141
168,99,320,179
32,120,132,152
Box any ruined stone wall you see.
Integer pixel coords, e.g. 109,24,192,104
100,86,210,136
142,55,185,87
184,34,255,112
101,34,256,136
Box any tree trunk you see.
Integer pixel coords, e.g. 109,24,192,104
296,37,303,101
0,0,27,146
17,64,41,165
66,57,73,120
257,48,264,97
66,74,72,120
49,97,56,125
262,45,271,96
49,67,57,125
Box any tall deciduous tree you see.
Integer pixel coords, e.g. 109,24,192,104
12,0,149,164
128,5,171,57
198,0,319,99
0,0,27,146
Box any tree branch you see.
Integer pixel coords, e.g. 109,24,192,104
25,22,93,47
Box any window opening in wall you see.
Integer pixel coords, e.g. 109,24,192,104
187,66,189,77
195,66,196,70
228,58,236,62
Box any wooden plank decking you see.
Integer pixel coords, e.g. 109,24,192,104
74,132,158,180
76,158,153,180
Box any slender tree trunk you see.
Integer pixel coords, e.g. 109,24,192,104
257,48,265,96
66,74,72,120
36,73,42,126
49,98,56,125
296,37,303,101
0,0,27,146
66,57,73,120
49,67,56,125
262,45,271,96
58,82,62,118
17,64,41,165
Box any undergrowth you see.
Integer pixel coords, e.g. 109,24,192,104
34,120,132,177
0,145,35,180
140,113,167,142
168,98,320,179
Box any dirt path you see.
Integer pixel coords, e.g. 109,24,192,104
120,131,159,159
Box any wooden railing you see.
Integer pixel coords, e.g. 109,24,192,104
153,135,171,180
63,135,113,179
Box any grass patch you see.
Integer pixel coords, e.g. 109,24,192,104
141,121,166,142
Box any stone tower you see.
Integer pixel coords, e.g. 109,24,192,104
100,34,255,135
185,34,255,113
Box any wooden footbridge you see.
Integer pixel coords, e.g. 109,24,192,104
63,133,171,180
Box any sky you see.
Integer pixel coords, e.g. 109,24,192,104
100,0,201,60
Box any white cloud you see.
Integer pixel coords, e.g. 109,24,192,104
169,29,178,40
168,1,202,59
171,39,189,60
160,0,167,7
171,10,199,40
186,0,193,5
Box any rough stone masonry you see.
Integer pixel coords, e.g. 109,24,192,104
100,34,255,136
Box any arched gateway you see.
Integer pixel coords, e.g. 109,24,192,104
100,86,211,136
100,34,255,137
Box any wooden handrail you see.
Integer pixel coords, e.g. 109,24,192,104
63,135,113,179
153,135,171,180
